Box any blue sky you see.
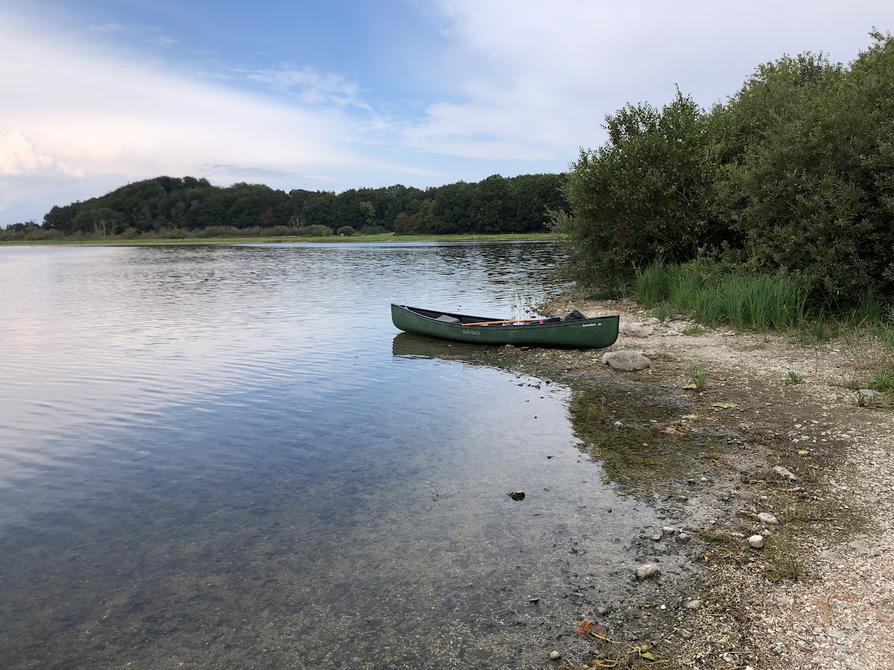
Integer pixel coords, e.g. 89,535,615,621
2,0,893,224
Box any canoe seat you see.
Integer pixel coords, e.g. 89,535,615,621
434,314,461,324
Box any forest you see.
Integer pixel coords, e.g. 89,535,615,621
1,173,567,240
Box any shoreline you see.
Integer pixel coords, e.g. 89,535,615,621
446,293,891,668
0,232,561,247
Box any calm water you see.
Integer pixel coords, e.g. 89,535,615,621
0,243,661,669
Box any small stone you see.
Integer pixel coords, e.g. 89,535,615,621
602,350,651,372
548,650,561,661
635,563,661,580
597,606,610,615
757,512,779,525
650,532,663,542
685,599,701,610
529,597,540,605
675,532,692,543
613,420,623,427
797,449,809,456
747,534,765,549
772,465,800,482
509,490,525,501
662,526,676,535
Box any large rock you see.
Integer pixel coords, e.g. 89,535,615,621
602,350,651,372
621,322,654,338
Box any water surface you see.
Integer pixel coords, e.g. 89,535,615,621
0,243,660,668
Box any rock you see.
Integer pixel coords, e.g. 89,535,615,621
509,490,526,501
675,532,692,544
548,650,561,661
621,322,654,338
597,605,610,615
797,449,810,456
613,420,623,428
856,388,883,406
635,563,661,580
529,597,540,605
661,526,676,535
772,465,800,482
685,599,701,610
650,532,663,541
757,512,779,525
602,350,651,372
747,534,765,549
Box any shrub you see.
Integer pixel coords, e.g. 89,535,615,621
336,225,356,236
565,32,894,310
294,225,332,237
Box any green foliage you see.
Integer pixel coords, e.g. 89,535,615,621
634,261,673,307
786,371,806,385
633,260,806,330
336,225,356,236
868,369,894,391
681,325,705,336
5,173,569,240
651,303,673,322
563,90,725,283
565,32,894,311
686,365,707,391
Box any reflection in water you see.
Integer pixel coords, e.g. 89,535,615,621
0,243,661,669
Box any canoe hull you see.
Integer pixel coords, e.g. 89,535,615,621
391,304,619,349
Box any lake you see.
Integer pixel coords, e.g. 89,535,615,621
0,243,664,669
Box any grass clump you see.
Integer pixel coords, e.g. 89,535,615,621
868,369,894,391
634,261,673,307
785,371,805,385
634,260,807,331
685,364,707,391
651,303,673,322
764,531,804,582
681,325,705,336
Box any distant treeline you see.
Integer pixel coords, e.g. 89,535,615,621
2,173,568,240
562,31,894,308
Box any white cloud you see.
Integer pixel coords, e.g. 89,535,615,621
0,10,424,223
0,131,83,177
150,35,178,47
407,0,894,161
243,66,371,111
89,22,126,33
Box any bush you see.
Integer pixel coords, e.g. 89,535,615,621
563,90,725,284
566,32,894,311
336,225,356,236
294,225,332,237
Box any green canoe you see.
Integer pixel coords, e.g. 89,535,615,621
391,304,619,348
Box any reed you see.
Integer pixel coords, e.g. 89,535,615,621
634,261,807,330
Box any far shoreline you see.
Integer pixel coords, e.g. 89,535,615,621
0,232,562,247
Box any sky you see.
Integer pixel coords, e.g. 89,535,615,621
1,0,893,225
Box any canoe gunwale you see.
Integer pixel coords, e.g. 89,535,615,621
394,304,618,330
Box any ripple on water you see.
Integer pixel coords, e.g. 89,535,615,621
0,243,663,668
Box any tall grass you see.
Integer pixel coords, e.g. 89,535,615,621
634,261,807,330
